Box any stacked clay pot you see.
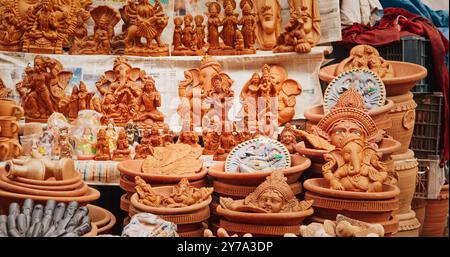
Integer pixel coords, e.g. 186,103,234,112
411,198,427,235
87,204,117,235
0,166,100,214
129,186,212,237
303,178,400,236
207,154,311,228
0,99,24,161
117,159,208,221
422,184,449,237
319,61,427,153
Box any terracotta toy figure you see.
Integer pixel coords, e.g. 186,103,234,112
20,0,93,54
67,82,101,119
220,171,314,213
15,56,73,122
254,0,282,50
279,123,298,154
112,129,131,161
162,124,175,146
148,127,163,147
206,1,222,50
195,15,206,50
202,131,221,155
214,131,237,161
124,121,140,146
0,0,23,52
57,127,73,159
0,79,12,98
177,131,200,148
105,120,118,153
70,5,121,55
273,0,321,54
238,0,257,50
336,45,395,78
172,14,205,56
134,130,154,160
172,16,184,50
122,0,169,56
133,75,165,127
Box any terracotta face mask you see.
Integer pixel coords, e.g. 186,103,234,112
257,189,284,213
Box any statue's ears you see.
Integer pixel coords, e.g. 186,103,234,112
128,68,141,81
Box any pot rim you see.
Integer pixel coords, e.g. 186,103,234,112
0,177,89,197
303,178,400,200
0,186,100,203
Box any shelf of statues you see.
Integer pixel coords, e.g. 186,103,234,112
0,0,322,57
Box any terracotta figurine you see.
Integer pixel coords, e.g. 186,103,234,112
220,171,314,213
177,131,200,148
75,127,96,159
172,14,205,56
279,123,298,154
172,16,184,50
336,45,395,78
202,131,221,155
273,0,321,54
105,120,118,153
195,15,206,50
112,129,131,161
67,82,101,119
206,1,222,50
148,127,163,147
238,0,257,50
0,79,12,98
0,1,24,52
133,75,165,127
162,124,175,146
214,131,237,161
134,130,154,160
254,0,282,50
124,121,140,146
122,0,169,57
57,127,73,159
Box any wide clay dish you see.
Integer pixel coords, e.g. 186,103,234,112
319,61,428,96
1,171,84,191
303,178,400,200
208,154,311,186
0,178,89,197
119,174,208,194
130,185,212,215
118,159,207,183
11,172,83,187
87,204,117,234
216,205,313,226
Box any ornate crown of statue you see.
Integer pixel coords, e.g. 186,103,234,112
245,171,294,203
200,55,222,71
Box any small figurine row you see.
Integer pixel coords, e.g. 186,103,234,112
0,0,320,56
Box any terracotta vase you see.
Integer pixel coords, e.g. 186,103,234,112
411,198,427,235
208,154,311,186
0,116,19,139
392,150,418,214
422,184,449,237
319,61,428,96
386,92,417,154
394,210,420,237
304,178,400,224
0,99,24,119
304,100,394,132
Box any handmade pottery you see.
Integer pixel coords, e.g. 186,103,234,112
121,0,169,57
95,128,110,161
112,130,131,161
67,82,102,120
253,0,281,50
319,61,428,97
172,14,206,56
411,198,427,235
0,2,24,52
422,184,449,237
0,138,22,161
386,92,417,154
391,150,418,214
394,210,420,237
0,99,24,119
212,180,302,198
87,204,116,235
0,116,19,138
273,0,320,54
209,154,310,186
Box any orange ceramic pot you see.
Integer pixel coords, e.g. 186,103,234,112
411,198,427,235
394,210,420,237
87,204,117,235
304,178,400,224
120,193,130,213
0,99,24,119
319,61,428,96
422,184,449,237
304,100,394,132
386,92,417,154
208,154,311,186
391,150,418,214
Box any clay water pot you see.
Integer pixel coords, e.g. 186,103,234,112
386,92,417,154
208,154,311,186
304,178,400,224
0,116,19,138
319,61,428,96
4,157,46,180
304,100,394,132
422,184,449,237
411,198,427,235
394,210,420,237
0,99,24,119
118,159,208,184
391,150,418,214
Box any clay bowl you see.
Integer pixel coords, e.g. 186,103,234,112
213,180,303,198
120,194,130,212
119,174,208,194
304,100,394,131
130,186,212,215
219,219,301,236
0,187,100,214
82,223,98,237
319,61,428,96
216,204,313,226
208,154,311,186
118,159,207,184
87,204,117,234
0,177,89,197
0,171,85,191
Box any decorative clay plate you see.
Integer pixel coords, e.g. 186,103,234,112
225,138,291,173
323,69,386,113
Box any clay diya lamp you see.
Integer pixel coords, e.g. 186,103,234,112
319,61,428,97
129,186,212,237
304,178,400,225
304,99,394,131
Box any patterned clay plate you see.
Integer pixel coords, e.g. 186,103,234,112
323,69,386,113
225,138,291,173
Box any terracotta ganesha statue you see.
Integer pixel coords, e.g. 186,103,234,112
273,0,321,54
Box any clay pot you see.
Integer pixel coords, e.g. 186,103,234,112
422,184,449,237
212,180,302,198
208,154,311,186
319,61,428,96
120,193,130,213
304,100,394,132
386,92,417,154
118,159,208,184
391,150,418,214
87,204,117,235
304,178,400,224
0,138,22,161
0,116,19,138
411,198,427,235
0,99,24,119
4,158,46,180
394,210,420,237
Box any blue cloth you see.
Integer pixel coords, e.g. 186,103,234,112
379,0,449,38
